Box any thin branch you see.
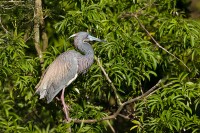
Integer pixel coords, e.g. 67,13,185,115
118,114,131,120
95,57,122,105
134,15,190,72
121,13,190,72
0,16,8,34
123,79,162,105
106,120,115,133
24,30,34,42
147,82,174,97
72,79,171,124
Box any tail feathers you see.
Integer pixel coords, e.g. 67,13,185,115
35,83,64,104
35,88,47,99
39,90,47,99
46,85,65,104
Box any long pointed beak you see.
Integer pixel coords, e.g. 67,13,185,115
88,35,106,42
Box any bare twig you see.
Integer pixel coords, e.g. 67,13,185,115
96,57,122,105
72,79,171,124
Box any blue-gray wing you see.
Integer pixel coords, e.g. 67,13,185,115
35,50,80,103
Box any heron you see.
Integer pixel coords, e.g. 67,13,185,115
35,32,105,121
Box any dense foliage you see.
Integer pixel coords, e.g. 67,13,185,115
1,0,200,132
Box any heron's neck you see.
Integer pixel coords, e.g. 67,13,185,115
75,40,94,73
75,40,94,57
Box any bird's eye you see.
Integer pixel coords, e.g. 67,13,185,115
83,35,90,43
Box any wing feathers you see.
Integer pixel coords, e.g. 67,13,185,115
35,51,79,103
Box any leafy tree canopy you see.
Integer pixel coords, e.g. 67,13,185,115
1,0,200,132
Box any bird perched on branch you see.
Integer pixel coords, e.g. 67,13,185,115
35,32,105,121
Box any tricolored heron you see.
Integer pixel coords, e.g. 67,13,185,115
35,32,105,121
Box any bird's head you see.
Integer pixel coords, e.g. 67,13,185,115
69,32,105,44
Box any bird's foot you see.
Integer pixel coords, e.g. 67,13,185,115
60,88,71,122
62,100,71,122
63,117,72,123
63,108,71,122
63,103,70,110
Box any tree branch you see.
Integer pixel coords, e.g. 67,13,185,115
134,15,190,72
34,0,44,64
72,79,171,124
95,57,122,106
118,114,131,120
120,12,190,72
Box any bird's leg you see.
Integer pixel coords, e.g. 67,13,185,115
61,87,70,122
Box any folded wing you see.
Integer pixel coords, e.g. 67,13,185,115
35,50,80,103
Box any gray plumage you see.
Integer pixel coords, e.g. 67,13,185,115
35,32,104,103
